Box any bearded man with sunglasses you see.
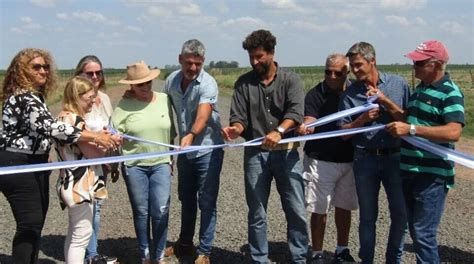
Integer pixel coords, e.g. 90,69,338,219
296,54,357,264
338,42,410,264
385,40,464,263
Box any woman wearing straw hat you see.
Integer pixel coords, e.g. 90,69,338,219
112,61,176,264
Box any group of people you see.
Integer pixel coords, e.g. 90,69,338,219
0,28,465,264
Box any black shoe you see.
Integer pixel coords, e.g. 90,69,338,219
88,254,118,264
332,249,355,264
311,253,325,264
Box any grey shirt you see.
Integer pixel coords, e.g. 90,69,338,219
229,64,304,141
338,71,410,149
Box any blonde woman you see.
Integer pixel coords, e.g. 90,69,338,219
55,76,118,264
0,48,117,264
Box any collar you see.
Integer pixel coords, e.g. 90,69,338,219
422,73,450,89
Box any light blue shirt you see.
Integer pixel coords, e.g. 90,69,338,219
163,69,223,159
338,71,410,149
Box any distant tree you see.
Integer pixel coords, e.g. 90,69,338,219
208,60,239,68
209,61,215,68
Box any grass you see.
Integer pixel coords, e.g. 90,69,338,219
1,66,473,137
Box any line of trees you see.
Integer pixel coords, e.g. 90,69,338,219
208,60,239,68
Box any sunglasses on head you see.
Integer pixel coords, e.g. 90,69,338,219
31,63,50,71
324,70,347,77
83,70,103,78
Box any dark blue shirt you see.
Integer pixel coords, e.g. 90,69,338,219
338,72,410,149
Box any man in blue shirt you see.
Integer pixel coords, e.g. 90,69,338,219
339,42,409,264
163,39,224,264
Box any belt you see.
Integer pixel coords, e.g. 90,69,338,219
362,147,400,156
260,142,300,151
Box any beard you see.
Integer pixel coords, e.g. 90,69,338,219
252,62,271,77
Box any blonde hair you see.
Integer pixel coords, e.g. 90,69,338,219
1,48,58,101
62,76,95,117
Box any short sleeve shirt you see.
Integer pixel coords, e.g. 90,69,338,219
163,69,223,159
400,73,464,185
304,81,353,162
338,72,410,149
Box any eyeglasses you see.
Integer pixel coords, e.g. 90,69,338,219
413,59,438,68
325,70,348,77
83,70,103,78
135,80,152,87
31,64,50,71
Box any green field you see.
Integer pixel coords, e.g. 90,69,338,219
1,65,473,137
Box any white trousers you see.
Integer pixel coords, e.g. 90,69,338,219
64,202,93,264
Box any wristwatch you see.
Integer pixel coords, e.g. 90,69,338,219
409,124,416,136
273,126,285,136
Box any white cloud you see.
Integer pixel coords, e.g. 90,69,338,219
288,20,353,33
385,15,410,26
261,0,297,9
441,21,464,34
20,17,33,23
10,27,24,34
415,17,426,26
222,17,265,28
148,6,171,17
56,13,68,20
125,25,143,33
30,0,56,8
178,3,201,15
380,0,427,10
216,1,229,13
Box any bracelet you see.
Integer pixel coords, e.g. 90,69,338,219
189,128,198,137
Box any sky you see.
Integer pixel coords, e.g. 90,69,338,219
1,0,473,70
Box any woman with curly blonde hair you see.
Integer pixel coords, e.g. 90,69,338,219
0,48,119,264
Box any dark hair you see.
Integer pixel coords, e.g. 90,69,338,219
74,55,106,90
346,42,376,61
242,29,276,53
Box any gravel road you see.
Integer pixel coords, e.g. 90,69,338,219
1,80,473,263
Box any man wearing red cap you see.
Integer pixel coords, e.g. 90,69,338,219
386,40,465,263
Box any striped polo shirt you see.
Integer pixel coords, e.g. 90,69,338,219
401,73,465,186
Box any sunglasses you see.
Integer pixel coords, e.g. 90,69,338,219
324,70,348,77
135,80,152,87
413,60,437,68
83,70,103,78
31,63,50,71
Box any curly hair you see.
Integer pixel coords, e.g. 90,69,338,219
242,29,277,53
1,48,58,101
74,55,106,91
62,76,95,118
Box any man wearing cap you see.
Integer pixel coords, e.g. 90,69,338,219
163,39,224,264
338,42,409,263
385,40,465,263
222,29,308,264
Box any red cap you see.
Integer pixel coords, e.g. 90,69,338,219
405,40,449,63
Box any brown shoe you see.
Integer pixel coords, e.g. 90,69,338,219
194,255,210,264
164,240,195,257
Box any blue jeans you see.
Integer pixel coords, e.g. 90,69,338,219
402,173,448,264
177,149,224,256
244,147,308,264
85,199,103,259
124,163,172,260
353,150,407,264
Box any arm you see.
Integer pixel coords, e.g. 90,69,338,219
385,121,462,142
262,119,297,149
366,84,406,121
180,102,212,148
296,116,317,135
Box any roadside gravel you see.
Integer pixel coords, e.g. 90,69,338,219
1,80,473,263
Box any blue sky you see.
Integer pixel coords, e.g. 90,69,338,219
1,0,473,69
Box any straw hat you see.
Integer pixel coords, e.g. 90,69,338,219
118,60,160,84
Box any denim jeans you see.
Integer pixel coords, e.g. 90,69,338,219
177,149,224,256
402,173,448,264
244,147,308,264
353,150,407,264
124,163,172,261
85,199,103,259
